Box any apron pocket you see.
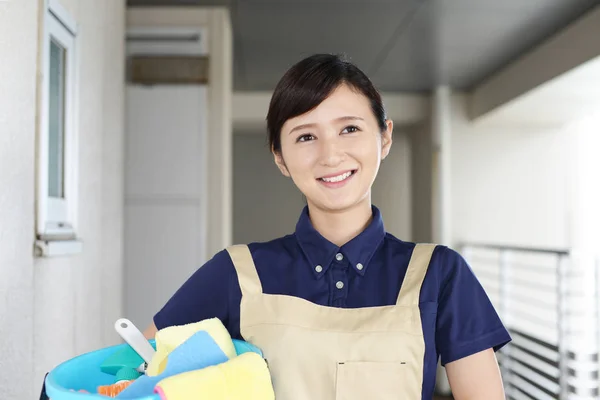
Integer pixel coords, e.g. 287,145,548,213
335,361,407,400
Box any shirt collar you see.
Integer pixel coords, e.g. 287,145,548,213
294,205,386,278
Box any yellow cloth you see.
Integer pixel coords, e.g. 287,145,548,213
155,352,275,400
146,318,236,376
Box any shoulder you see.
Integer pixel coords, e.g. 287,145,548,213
431,246,476,290
382,235,474,292
381,232,417,254
214,235,300,272
431,246,511,364
417,244,477,296
215,234,295,261
246,234,301,261
382,233,453,263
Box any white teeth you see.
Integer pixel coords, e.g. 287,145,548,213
321,171,353,183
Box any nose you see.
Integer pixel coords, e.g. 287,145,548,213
319,135,345,167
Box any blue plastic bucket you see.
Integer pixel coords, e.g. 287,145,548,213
44,339,263,399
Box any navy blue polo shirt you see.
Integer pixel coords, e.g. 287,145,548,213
154,206,511,399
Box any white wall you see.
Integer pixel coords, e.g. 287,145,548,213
450,94,570,250
124,85,208,327
101,0,127,348
127,6,233,260
125,7,233,331
449,99,600,396
0,2,38,398
0,1,126,398
233,131,412,245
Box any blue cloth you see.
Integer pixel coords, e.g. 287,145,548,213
116,330,229,398
154,205,511,400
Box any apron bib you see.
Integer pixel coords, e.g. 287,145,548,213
226,243,436,400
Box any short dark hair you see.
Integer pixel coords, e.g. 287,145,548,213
266,54,387,153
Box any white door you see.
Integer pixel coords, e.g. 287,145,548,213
124,84,207,328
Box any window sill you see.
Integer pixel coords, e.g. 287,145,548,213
34,239,83,258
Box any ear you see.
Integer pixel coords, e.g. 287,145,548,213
380,119,393,160
273,149,291,177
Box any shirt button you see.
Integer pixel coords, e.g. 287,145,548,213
315,265,323,273
356,263,364,270
335,253,344,261
336,281,344,289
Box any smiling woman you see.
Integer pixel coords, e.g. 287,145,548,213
145,54,511,400
271,82,392,244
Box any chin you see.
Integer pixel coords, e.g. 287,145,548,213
309,194,370,214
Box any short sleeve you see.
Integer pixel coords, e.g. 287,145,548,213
436,247,511,366
153,249,240,336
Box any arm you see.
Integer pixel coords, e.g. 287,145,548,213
435,247,511,398
143,323,158,340
146,249,239,338
446,348,506,400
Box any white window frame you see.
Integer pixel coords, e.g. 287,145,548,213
36,0,81,254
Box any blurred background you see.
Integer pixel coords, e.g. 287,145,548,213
1,0,600,398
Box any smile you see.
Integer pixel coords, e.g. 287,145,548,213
318,170,357,186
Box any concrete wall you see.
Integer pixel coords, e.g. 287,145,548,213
0,1,126,398
409,120,433,244
372,129,413,241
233,133,304,244
233,131,412,245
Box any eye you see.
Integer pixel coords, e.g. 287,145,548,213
297,134,315,143
342,125,360,134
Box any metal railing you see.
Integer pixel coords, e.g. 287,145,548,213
461,243,600,400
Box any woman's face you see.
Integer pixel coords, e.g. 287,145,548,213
274,84,393,214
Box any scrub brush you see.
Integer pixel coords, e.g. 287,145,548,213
97,380,134,397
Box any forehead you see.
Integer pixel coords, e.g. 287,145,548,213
282,84,374,131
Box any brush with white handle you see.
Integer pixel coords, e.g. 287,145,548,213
114,318,156,366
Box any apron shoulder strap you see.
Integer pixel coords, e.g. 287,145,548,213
226,244,263,296
396,243,437,306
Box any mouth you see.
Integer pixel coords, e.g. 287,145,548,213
317,170,357,187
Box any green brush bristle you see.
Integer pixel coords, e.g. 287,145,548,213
115,367,142,382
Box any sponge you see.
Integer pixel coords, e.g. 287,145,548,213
116,330,230,398
146,318,236,376
154,352,274,400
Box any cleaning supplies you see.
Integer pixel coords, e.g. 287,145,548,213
116,329,230,398
154,351,274,400
43,337,264,400
100,345,145,382
100,318,155,384
97,380,135,397
98,367,141,396
146,318,236,376
114,318,156,368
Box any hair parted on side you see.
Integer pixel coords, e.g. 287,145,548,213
266,53,387,153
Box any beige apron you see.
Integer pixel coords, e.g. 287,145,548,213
226,243,436,400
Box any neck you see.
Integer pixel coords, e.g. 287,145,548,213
307,198,373,247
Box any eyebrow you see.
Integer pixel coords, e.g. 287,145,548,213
288,116,365,135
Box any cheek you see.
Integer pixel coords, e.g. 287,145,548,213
354,138,382,167
281,146,317,175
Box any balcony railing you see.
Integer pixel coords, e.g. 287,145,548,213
461,243,600,400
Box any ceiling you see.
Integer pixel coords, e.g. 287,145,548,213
127,0,599,92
